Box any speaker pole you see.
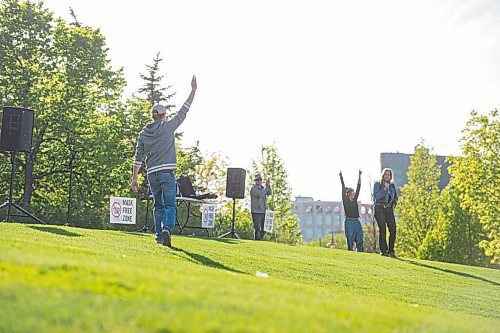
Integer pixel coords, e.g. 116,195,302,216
218,197,240,239
0,151,45,224
6,151,16,221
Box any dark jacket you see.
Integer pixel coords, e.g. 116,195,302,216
373,181,398,207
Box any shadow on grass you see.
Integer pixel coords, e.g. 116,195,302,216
122,231,151,237
199,237,241,245
397,258,500,287
29,226,81,237
170,246,245,274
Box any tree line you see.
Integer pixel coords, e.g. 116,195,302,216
395,110,499,267
1,1,497,260
0,0,301,244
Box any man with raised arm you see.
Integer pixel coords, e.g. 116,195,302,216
131,76,197,247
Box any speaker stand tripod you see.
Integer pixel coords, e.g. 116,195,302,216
137,186,152,233
0,151,45,224
218,197,240,239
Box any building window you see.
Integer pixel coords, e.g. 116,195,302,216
306,228,313,239
306,215,313,226
315,214,323,227
334,215,342,232
324,214,332,227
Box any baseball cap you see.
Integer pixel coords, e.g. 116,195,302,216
254,174,262,180
152,104,167,115
345,187,354,193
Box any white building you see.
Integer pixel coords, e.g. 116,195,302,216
292,196,374,242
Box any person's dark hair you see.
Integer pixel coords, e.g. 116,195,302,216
379,168,393,184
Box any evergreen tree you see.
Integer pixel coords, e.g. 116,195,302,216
138,52,175,108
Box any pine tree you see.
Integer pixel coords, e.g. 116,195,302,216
138,52,175,108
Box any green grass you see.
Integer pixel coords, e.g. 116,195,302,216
0,223,499,333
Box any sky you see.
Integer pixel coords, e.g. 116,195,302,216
43,0,500,203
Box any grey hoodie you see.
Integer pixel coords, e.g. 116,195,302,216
133,102,190,174
250,184,272,213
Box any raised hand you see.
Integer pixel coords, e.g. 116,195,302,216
191,75,197,91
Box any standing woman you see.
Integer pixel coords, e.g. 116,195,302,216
373,168,398,257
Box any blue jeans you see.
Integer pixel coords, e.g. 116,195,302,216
148,171,176,242
345,218,364,252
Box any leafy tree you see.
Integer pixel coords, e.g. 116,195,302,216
176,141,203,179
419,186,490,266
0,0,125,226
251,144,301,244
194,152,228,196
445,110,499,264
395,141,441,258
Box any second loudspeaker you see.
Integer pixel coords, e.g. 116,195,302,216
225,168,246,199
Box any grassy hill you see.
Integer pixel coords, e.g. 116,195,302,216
0,223,499,333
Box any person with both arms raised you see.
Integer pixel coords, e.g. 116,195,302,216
339,169,363,252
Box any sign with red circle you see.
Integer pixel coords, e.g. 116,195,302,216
109,197,136,224
111,202,121,218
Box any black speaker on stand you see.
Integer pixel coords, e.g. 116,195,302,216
0,106,45,224
219,168,246,239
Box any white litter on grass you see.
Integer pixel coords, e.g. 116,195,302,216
412,304,419,307
256,271,268,278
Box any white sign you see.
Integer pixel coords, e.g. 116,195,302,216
201,203,216,228
264,209,275,233
110,197,136,224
